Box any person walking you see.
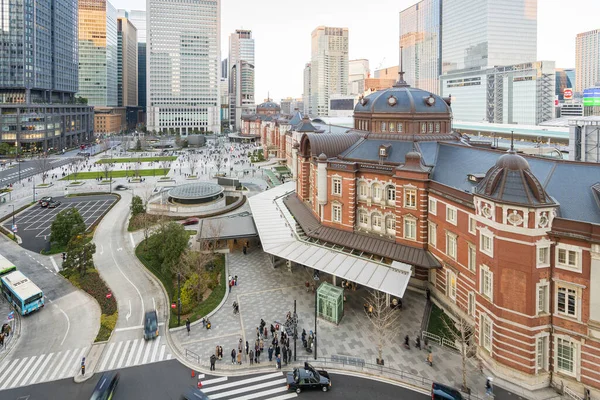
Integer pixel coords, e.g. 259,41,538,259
237,350,242,365
219,346,223,360
282,346,288,365
245,340,249,356
270,324,275,338
485,378,493,396
256,348,261,364
263,326,268,338
259,338,264,352
427,351,433,367
276,354,281,369
231,349,236,364
186,318,191,336
210,354,216,371
268,345,274,362
287,347,292,363
275,344,281,358
249,350,254,366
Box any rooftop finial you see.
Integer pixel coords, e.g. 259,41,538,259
510,131,515,152
394,46,409,88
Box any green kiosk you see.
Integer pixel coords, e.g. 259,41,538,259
316,282,344,324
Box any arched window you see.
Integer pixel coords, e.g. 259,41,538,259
385,216,396,234
372,213,382,230
358,182,368,198
372,183,382,200
358,210,369,227
386,185,396,203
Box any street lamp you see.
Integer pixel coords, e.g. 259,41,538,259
11,205,15,232
14,141,21,183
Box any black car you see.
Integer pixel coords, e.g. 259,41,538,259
47,200,61,208
39,197,53,207
144,310,159,340
89,372,120,400
115,185,128,191
431,382,464,400
181,388,209,400
286,362,331,394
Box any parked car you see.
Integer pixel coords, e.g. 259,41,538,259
431,382,464,400
181,388,209,400
115,185,128,191
38,196,53,205
47,200,61,208
179,217,200,226
89,372,120,400
144,310,159,340
286,362,331,394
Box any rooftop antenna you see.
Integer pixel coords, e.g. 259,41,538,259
394,46,409,88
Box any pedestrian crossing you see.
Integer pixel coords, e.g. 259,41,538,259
198,372,298,400
0,337,171,391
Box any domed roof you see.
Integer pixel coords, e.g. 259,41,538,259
475,149,554,206
354,85,451,115
257,100,280,110
168,182,223,200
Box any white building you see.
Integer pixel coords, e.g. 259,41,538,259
576,29,600,93
229,29,255,131
310,26,349,116
349,59,370,95
441,61,555,125
328,94,357,118
303,63,311,115
147,0,220,134
569,116,600,163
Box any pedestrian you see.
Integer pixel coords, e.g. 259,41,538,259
202,317,206,329
231,349,236,364
416,336,421,350
234,275,238,286
288,347,292,363
245,340,249,356
276,355,281,369
256,348,261,363
283,346,288,364
426,288,431,302
485,378,493,395
215,345,219,359
427,351,433,367
259,338,264,352
243,246,247,255
219,346,223,360
270,324,275,337
210,354,216,371
249,350,254,365
237,350,242,365
268,345,274,361
186,318,191,336
229,279,234,292
263,326,268,338
275,345,281,357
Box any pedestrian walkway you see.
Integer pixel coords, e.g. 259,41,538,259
198,372,297,400
96,336,172,373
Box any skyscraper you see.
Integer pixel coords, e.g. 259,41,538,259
399,0,442,94
117,13,138,107
310,26,349,116
78,0,118,107
442,0,537,74
0,0,94,153
147,0,221,134
303,63,312,115
576,29,600,93
129,10,146,111
349,59,370,95
229,29,255,131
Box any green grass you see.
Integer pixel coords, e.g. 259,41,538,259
96,156,177,164
60,168,170,180
427,303,459,340
42,233,93,255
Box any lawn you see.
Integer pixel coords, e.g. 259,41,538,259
60,168,170,180
427,303,459,340
96,156,177,164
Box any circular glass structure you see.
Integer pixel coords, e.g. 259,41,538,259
168,182,224,205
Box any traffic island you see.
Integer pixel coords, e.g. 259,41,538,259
74,343,105,383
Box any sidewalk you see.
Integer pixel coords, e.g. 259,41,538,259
170,249,510,398
0,297,20,363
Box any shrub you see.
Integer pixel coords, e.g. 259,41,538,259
96,312,118,342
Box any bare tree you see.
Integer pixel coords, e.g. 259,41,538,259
442,317,475,392
134,156,141,177
187,153,199,176
35,154,51,184
205,219,224,253
70,159,83,181
100,139,110,154
363,289,402,365
101,161,113,180
214,155,224,174
159,160,170,176
180,250,213,302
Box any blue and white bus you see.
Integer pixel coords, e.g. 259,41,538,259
0,267,44,316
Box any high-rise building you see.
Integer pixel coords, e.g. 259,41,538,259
310,26,349,116
303,63,312,115
442,0,537,74
0,0,94,153
147,0,220,134
399,0,442,94
78,0,118,107
129,10,146,112
576,29,600,93
222,59,229,79
349,59,370,95
374,66,399,80
280,98,304,115
228,30,255,131
117,14,138,107
556,68,576,101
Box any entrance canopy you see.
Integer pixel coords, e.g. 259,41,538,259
249,182,412,299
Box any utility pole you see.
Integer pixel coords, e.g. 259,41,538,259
32,177,35,202
314,286,317,360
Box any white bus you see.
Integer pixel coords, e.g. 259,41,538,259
0,270,44,315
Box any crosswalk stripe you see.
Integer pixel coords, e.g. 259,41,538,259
68,347,88,378
125,339,139,367
48,350,71,381
0,357,29,389
207,378,286,399
158,345,166,361
107,341,124,371
31,353,53,384
19,354,45,387
134,339,145,365
142,340,153,364
200,376,228,386
0,358,17,383
166,353,172,360
230,386,290,400
116,340,131,369
99,343,115,371
150,336,161,362
268,393,298,400
9,356,37,389
201,373,281,393
59,348,81,380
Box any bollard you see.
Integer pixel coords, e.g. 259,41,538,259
81,357,86,375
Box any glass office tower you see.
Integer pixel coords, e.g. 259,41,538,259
129,10,146,111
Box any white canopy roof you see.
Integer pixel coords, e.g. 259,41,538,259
249,182,412,298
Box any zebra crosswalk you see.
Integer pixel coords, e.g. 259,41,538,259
198,372,298,400
0,337,171,391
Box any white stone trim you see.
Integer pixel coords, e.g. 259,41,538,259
555,243,583,273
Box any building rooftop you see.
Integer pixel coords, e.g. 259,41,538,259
453,120,569,140
168,182,223,200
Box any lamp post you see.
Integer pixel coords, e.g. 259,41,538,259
32,176,35,202
177,272,181,327
11,205,15,232
15,141,21,183
314,284,318,360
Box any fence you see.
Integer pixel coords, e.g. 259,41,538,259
421,330,459,352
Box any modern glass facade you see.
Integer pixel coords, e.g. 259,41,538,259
117,17,138,107
556,68,576,100
77,0,118,107
399,0,442,94
147,0,221,134
129,10,146,111
228,30,255,131
442,0,537,74
575,29,600,93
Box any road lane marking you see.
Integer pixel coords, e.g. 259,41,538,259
18,355,45,387
213,384,289,400
50,257,59,273
126,299,132,321
107,341,123,371
59,348,81,380
8,356,37,388
268,394,298,400
200,376,228,386
116,340,131,369
130,233,135,247
201,373,282,393
1,357,29,389
47,298,70,346
114,322,163,332
142,339,153,364
48,350,71,381
34,353,55,383
68,347,87,378
125,339,139,367
109,242,145,326
0,358,17,382
134,339,145,365
99,343,115,371
158,344,166,361
150,336,161,362
152,297,156,312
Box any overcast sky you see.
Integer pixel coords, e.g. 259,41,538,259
115,0,599,102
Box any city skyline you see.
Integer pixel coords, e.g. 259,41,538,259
57,0,600,103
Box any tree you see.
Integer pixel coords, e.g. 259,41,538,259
135,138,142,151
363,289,402,365
204,220,223,253
101,161,113,180
70,159,83,181
34,154,51,184
175,134,182,148
63,235,96,277
187,153,199,176
146,222,189,274
0,142,15,156
442,316,475,392
50,207,86,247
131,195,145,216
180,251,213,302
182,139,189,149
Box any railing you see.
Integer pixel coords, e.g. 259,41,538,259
421,330,459,352
564,385,584,400
185,348,201,365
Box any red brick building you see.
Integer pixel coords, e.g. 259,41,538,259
286,77,600,396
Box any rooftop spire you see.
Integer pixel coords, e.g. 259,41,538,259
510,131,515,153
394,46,410,88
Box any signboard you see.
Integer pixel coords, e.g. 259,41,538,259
563,88,573,100
583,87,600,106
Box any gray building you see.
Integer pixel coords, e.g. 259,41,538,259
303,63,312,115
0,0,94,153
129,10,146,112
569,116,600,163
228,30,255,131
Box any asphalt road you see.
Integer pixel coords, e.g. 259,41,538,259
1,359,430,400
0,157,75,187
